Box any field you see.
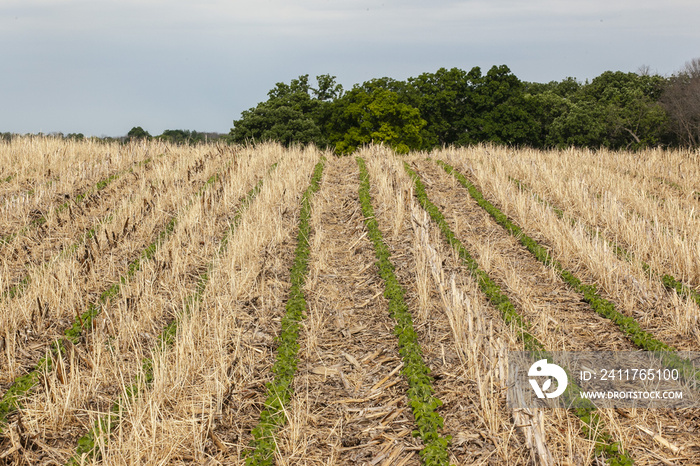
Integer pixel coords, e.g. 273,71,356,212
0,137,699,465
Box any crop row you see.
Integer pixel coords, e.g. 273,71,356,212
245,157,325,465
403,162,632,465
508,176,700,310
0,147,223,392
0,155,227,432
437,160,700,384
70,161,279,464
356,157,451,465
237,154,457,464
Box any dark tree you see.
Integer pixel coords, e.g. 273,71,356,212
127,126,151,140
406,67,476,148
229,74,341,147
158,129,205,145
661,58,700,147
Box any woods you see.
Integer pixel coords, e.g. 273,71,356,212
229,60,700,153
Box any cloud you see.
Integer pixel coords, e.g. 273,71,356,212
2,0,700,135
4,0,698,47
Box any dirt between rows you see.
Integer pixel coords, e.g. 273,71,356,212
413,158,700,464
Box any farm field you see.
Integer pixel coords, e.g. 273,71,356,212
0,138,699,465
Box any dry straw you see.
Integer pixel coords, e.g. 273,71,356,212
90,144,320,464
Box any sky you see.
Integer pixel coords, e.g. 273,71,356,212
2,0,699,137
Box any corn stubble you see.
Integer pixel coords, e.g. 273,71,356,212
434,145,700,465
0,143,224,390
0,138,151,239
1,139,699,465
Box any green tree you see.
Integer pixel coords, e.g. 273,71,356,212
311,74,344,101
548,101,609,147
406,67,475,148
229,74,341,147
158,129,205,145
228,65,679,152
517,92,569,148
586,71,668,148
327,87,426,154
464,65,539,146
127,126,151,140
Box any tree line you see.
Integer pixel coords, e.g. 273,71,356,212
0,129,226,145
5,59,697,152
125,127,226,145
228,59,700,153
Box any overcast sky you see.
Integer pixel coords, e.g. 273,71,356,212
2,0,698,137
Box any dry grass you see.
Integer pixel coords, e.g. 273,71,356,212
2,141,699,465
438,146,700,350
459,146,700,290
0,138,153,238
84,143,321,464
0,143,224,391
431,146,700,465
1,154,158,297
0,144,230,464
